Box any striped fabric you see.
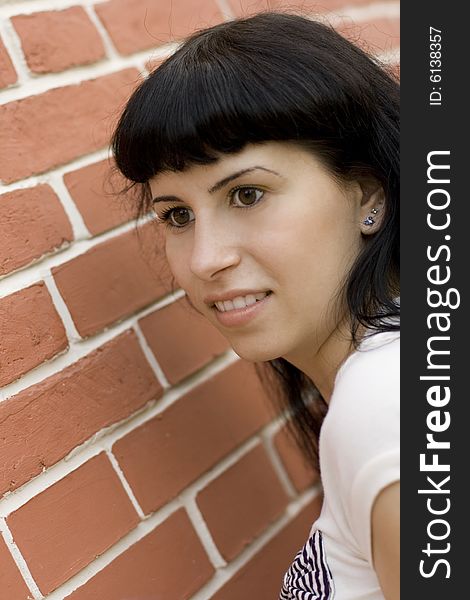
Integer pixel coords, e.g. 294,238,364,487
279,529,335,599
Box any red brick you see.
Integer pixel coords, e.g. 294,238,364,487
7,453,139,595
0,330,161,497
228,0,396,16
0,283,68,387
273,423,319,492
65,509,214,599
0,68,139,184
0,185,73,276
113,361,275,514
337,17,400,54
63,159,136,235
197,444,289,561
0,37,17,88
211,495,322,600
315,0,396,10
12,7,105,74
139,297,229,384
0,535,31,600
226,0,286,15
52,223,170,337
226,0,400,55
96,0,224,55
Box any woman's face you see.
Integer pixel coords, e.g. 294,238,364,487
149,142,376,366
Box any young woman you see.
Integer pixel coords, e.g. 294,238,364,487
111,12,400,600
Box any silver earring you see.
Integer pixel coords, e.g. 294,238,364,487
363,207,379,226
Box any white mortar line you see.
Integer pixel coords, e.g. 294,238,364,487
0,147,111,195
0,39,178,105
260,418,298,499
162,420,307,570
186,436,260,496
0,519,43,599
4,432,319,600
214,0,235,21
0,0,108,19
83,3,120,61
0,343,317,599
189,485,322,600
0,12,30,84
0,0,396,22
0,0,400,103
106,450,146,521
43,271,82,344
185,497,227,569
0,350,240,516
323,1,399,23
49,176,91,241
178,433,288,570
0,0,400,104
0,286,184,402
0,239,76,282
0,214,150,296
39,502,189,600
44,481,317,600
101,348,240,445
133,322,171,390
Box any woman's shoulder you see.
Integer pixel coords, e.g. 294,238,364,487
322,329,400,456
334,329,400,401
320,329,400,566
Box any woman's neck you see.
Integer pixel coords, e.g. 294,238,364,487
284,319,361,403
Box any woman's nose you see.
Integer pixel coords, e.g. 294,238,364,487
189,219,241,281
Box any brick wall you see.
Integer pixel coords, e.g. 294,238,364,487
0,1,399,598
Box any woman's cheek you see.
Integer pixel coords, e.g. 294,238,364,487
165,236,187,276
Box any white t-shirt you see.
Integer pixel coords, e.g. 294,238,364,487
280,329,400,599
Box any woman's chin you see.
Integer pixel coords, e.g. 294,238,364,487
229,341,281,363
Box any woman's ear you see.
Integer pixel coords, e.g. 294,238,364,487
358,179,386,235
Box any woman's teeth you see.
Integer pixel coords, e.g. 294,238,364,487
215,292,269,312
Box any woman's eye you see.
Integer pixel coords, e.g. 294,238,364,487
232,187,264,207
159,206,194,228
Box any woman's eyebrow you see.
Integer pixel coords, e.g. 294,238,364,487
152,194,182,204
152,166,282,203
208,166,282,194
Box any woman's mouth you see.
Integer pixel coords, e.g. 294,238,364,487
213,291,271,312
211,291,273,327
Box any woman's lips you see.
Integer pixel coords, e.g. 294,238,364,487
212,291,273,327
214,291,269,312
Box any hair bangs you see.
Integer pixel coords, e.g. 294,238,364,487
112,55,304,185
111,17,372,191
